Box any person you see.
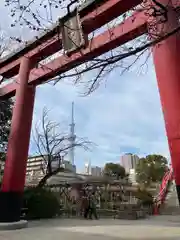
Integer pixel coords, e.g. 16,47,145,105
88,193,98,220
83,195,89,219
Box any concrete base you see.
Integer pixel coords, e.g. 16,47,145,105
0,220,28,230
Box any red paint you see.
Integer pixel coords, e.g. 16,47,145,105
152,1,180,185
82,0,143,33
0,82,16,99
0,10,147,97
0,0,180,196
28,11,147,85
0,0,143,79
1,57,35,192
0,38,61,79
153,167,173,214
172,0,180,7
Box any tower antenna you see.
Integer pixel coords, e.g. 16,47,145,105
69,101,76,165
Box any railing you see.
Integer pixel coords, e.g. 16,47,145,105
153,167,174,214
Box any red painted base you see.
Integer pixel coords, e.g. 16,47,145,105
153,207,159,215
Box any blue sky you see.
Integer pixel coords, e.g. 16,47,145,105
29,56,170,172
0,1,170,172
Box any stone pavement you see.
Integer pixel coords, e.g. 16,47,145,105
1,215,180,240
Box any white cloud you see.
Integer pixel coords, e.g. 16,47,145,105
29,55,170,171
0,2,170,171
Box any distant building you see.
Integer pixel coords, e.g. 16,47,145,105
0,155,44,177
26,155,76,183
26,155,44,178
84,161,91,175
61,160,76,173
129,168,137,184
84,161,102,176
120,153,139,173
27,102,77,181
91,166,102,176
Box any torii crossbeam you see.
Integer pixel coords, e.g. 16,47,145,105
0,0,180,223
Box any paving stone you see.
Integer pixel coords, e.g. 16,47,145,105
0,216,180,240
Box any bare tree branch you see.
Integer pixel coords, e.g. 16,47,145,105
2,1,180,95
32,106,93,187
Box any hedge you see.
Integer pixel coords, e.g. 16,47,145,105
23,187,60,220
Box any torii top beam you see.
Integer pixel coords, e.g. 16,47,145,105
0,0,179,98
0,0,142,78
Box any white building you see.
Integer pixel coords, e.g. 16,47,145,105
91,166,102,176
84,161,102,176
84,161,91,175
26,155,76,183
61,160,76,173
26,155,44,177
120,153,139,173
129,168,137,184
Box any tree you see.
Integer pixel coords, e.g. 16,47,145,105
32,107,92,187
0,99,13,159
103,162,126,180
135,154,168,186
134,188,153,206
2,0,177,95
0,99,13,182
0,28,13,171
0,27,12,59
0,28,14,156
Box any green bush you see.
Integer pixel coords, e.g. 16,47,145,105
134,188,153,206
23,187,60,220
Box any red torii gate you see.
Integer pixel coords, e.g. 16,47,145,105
0,0,180,222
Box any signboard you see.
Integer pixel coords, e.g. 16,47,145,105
61,13,87,55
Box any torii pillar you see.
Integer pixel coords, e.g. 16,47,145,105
0,57,35,222
152,0,180,203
